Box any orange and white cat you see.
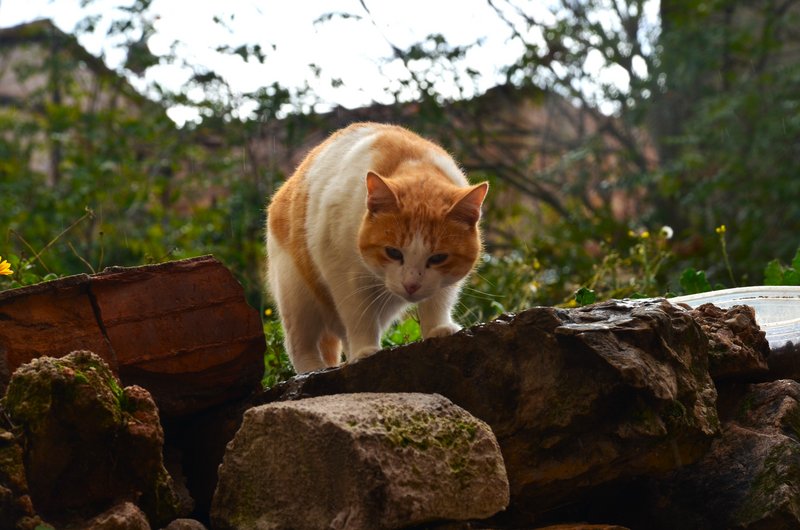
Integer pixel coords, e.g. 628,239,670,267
266,123,488,373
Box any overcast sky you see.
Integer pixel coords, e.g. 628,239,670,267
1,0,542,123
1,1,659,123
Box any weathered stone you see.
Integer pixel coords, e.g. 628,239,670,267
0,274,115,384
686,303,770,380
254,299,721,523
162,518,209,530
79,502,151,530
0,256,265,417
0,424,50,530
1,351,184,527
210,393,509,530
647,379,800,529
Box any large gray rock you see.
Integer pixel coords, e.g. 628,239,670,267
255,299,721,523
210,393,509,530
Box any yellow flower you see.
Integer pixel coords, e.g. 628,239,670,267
0,257,12,276
640,231,650,239
715,224,727,235
264,308,273,317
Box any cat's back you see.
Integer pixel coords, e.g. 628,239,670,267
267,124,363,238
267,122,467,247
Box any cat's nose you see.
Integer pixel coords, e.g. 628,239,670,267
403,282,421,295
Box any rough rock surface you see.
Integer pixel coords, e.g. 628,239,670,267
686,303,770,380
0,425,49,530
1,351,185,527
646,379,800,529
211,393,509,530
0,255,265,417
80,501,151,530
162,518,209,530
255,299,720,523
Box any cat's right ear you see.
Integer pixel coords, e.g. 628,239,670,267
365,171,399,214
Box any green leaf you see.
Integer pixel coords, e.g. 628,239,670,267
382,317,421,347
679,268,712,294
783,268,800,286
575,287,597,306
791,248,800,272
764,259,784,285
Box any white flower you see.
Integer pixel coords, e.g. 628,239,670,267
660,226,674,240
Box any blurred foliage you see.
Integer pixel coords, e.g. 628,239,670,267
2,0,800,388
654,0,800,283
261,315,294,388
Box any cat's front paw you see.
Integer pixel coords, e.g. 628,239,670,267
426,323,461,339
349,346,380,363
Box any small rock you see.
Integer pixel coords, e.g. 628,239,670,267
80,502,150,530
687,303,770,380
161,518,208,530
211,393,509,530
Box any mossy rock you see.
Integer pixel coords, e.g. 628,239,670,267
1,351,184,527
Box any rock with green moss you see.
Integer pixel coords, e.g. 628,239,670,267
210,393,509,530
1,350,186,528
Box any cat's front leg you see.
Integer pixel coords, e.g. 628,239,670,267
418,284,461,339
346,325,382,363
336,288,385,364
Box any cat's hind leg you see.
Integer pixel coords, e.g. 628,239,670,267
319,332,342,367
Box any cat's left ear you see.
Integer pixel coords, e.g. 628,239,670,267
447,182,489,225
365,171,400,215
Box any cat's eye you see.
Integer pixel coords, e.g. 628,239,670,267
427,253,449,267
385,247,404,262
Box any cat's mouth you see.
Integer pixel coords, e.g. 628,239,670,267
388,286,426,303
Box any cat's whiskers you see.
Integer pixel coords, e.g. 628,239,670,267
471,270,497,287
354,289,394,331
340,278,385,305
461,285,501,301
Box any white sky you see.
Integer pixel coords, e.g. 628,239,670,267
0,1,659,123
0,0,534,123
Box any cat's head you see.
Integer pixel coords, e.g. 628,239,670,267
358,171,488,303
